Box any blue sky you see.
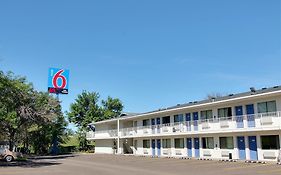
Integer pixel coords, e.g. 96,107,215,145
0,0,280,130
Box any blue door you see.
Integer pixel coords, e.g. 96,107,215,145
156,118,161,133
152,139,156,156
193,112,199,131
151,118,155,134
237,136,246,160
157,139,161,156
248,136,258,160
246,104,255,127
194,138,200,158
235,106,244,128
186,113,191,131
187,138,192,157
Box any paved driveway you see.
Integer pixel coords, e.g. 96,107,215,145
0,154,281,175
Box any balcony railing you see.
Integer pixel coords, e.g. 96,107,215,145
120,111,281,137
86,129,117,139
86,111,281,139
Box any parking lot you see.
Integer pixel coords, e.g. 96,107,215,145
0,154,281,175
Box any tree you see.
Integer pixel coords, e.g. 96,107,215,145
68,91,101,130
0,70,68,154
101,96,123,120
67,91,123,150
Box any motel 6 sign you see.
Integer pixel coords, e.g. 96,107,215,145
48,68,69,94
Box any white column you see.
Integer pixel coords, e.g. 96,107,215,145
245,136,250,160
117,118,120,154
257,134,262,161
233,136,238,159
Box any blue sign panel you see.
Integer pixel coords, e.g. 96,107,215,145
48,68,69,94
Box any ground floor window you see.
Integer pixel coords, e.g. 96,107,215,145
219,137,234,149
202,137,214,149
143,140,150,148
261,135,280,150
175,138,184,149
162,139,171,148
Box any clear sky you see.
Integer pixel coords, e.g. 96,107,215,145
0,0,280,128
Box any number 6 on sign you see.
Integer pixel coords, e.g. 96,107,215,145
48,68,69,94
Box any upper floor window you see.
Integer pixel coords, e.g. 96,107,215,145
257,101,277,113
200,110,213,120
174,114,183,123
218,107,232,118
143,119,150,126
162,116,170,124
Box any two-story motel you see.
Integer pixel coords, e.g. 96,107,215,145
87,86,281,161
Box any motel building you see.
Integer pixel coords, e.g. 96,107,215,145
86,86,281,162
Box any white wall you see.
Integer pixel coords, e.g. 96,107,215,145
95,139,115,154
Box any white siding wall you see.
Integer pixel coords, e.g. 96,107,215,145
95,139,115,154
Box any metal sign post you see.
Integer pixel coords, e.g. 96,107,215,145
47,68,69,155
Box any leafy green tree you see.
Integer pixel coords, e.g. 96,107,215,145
0,70,68,154
101,96,123,120
68,91,101,130
67,91,123,150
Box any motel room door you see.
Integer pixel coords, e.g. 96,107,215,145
193,112,199,131
156,118,161,133
157,139,161,156
248,136,258,160
237,136,246,160
194,138,200,158
187,138,192,157
152,139,156,156
235,106,244,128
186,113,191,131
246,104,255,127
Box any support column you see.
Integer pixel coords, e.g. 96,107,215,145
245,136,250,160
233,136,238,159
117,118,120,154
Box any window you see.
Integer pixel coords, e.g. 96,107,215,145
219,137,234,149
258,101,277,113
162,116,170,124
175,138,184,149
218,107,232,118
143,119,150,126
202,137,214,149
162,139,171,148
201,110,213,120
143,140,150,148
261,135,280,150
174,114,183,123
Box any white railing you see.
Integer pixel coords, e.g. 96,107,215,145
119,111,281,136
87,111,281,139
86,129,118,139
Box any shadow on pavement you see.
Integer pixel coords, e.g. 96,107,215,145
0,160,61,168
0,154,76,168
28,154,77,160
